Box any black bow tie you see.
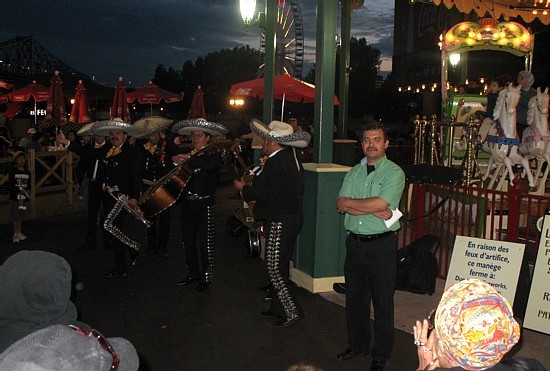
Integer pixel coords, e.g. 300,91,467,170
366,165,375,174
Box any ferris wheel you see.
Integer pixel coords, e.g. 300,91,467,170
259,0,305,78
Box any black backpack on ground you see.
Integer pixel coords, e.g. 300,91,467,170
396,234,439,295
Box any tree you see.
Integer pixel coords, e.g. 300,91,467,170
153,45,260,117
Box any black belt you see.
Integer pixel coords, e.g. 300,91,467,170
349,231,394,243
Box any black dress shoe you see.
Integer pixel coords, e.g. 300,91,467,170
369,359,388,371
275,314,303,327
102,270,127,279
336,347,368,360
263,294,273,302
176,276,198,286
333,282,346,294
260,310,276,317
194,282,211,292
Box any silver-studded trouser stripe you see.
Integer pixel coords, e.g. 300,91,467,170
205,204,215,283
266,221,299,319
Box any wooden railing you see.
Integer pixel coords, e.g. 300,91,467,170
0,150,80,223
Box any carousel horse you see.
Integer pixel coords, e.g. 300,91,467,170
520,87,550,194
481,84,535,190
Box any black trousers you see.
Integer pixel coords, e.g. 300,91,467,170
265,214,303,320
344,232,397,361
146,207,171,251
85,180,104,246
181,197,215,283
103,195,130,274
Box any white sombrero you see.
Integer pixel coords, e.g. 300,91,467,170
76,121,99,137
132,116,173,139
171,118,228,136
92,118,144,137
250,119,311,148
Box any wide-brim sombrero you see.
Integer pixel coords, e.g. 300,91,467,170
76,121,98,137
92,118,144,137
250,119,311,148
171,118,228,136
133,116,173,139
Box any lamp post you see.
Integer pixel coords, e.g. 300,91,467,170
239,0,274,124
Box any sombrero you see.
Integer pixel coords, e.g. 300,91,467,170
250,119,311,148
171,118,228,136
76,121,98,137
92,118,144,137
133,116,173,139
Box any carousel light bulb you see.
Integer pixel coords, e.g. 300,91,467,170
398,87,402,92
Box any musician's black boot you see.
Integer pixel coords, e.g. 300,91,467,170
195,281,211,292
176,276,198,286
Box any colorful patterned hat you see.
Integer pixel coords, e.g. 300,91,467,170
434,279,520,370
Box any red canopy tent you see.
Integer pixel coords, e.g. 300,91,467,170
8,81,50,125
46,71,67,125
110,77,130,122
69,80,91,123
187,86,206,119
230,73,338,120
126,80,183,116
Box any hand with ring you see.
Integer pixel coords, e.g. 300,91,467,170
413,319,438,370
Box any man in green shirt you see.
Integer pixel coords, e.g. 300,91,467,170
335,122,405,371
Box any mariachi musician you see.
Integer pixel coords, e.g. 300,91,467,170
171,118,228,292
134,116,173,258
92,119,146,279
57,122,112,251
233,119,311,327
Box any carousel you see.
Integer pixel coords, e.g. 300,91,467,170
414,17,549,193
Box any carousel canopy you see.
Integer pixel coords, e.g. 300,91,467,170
433,0,550,25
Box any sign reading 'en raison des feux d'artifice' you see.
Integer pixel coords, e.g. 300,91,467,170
446,235,524,305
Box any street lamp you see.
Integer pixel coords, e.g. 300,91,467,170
240,0,256,26
449,53,461,68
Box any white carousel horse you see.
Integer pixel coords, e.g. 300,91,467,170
520,87,550,193
481,84,536,190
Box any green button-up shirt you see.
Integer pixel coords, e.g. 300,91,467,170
339,155,405,235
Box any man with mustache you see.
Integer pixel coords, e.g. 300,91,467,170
335,122,405,371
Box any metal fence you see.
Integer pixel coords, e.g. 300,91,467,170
397,181,549,278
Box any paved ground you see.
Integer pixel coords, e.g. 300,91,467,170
2,179,545,370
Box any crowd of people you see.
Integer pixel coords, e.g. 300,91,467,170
1,80,547,369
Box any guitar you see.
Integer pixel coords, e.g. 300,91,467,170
230,141,259,225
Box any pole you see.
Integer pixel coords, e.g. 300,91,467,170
337,0,351,139
281,94,285,121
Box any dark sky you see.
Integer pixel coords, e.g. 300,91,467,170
2,0,394,87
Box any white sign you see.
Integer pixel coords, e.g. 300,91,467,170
446,235,525,305
523,215,550,334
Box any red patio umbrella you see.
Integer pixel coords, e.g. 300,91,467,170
69,80,91,123
230,73,338,120
0,80,14,91
46,70,67,125
8,80,50,125
187,86,206,119
126,80,183,116
110,77,130,122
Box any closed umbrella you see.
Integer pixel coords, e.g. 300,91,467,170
8,81,50,125
110,77,130,122
187,86,206,119
69,80,91,123
46,70,67,125
126,80,183,116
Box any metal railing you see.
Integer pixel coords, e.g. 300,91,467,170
398,180,549,278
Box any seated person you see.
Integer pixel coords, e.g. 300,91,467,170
413,279,546,370
0,250,87,352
